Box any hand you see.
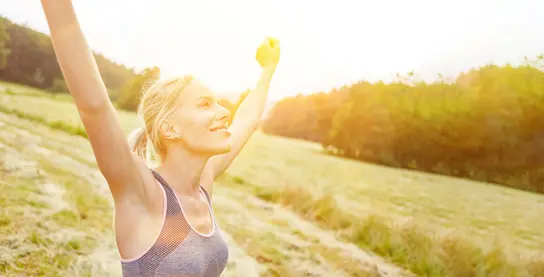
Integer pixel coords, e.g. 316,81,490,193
256,37,280,69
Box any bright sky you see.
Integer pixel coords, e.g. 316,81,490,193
1,0,543,102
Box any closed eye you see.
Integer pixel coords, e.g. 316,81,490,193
197,96,216,109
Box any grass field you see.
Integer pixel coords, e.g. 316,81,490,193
1,82,543,276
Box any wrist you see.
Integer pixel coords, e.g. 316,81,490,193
262,64,276,77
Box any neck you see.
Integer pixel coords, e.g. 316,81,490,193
155,146,210,197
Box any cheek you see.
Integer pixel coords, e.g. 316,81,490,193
175,110,214,136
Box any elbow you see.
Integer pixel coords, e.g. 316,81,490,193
78,99,110,115
248,119,260,131
66,79,111,114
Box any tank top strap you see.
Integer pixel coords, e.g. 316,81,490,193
198,185,212,205
119,169,192,275
150,169,191,232
151,169,171,190
151,169,218,228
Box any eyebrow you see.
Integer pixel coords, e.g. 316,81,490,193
197,96,215,101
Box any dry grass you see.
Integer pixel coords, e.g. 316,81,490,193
0,93,410,276
1,82,544,276
220,174,544,277
0,115,119,276
212,187,410,276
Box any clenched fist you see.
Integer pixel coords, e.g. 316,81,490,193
256,37,280,69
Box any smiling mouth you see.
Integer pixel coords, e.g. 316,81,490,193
210,124,229,132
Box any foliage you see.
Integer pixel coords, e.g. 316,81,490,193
0,17,11,69
262,58,544,193
0,16,135,99
116,66,161,111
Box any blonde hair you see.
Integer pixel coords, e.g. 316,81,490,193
128,75,194,165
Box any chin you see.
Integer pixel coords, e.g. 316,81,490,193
217,144,232,154
203,130,232,155
205,143,231,156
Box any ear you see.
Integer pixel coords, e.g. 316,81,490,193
160,121,181,140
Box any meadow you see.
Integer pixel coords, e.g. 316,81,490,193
1,81,543,277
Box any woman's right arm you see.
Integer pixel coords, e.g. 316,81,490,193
41,0,149,202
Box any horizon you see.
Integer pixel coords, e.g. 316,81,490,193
1,0,544,103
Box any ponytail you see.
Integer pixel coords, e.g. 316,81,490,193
128,127,150,162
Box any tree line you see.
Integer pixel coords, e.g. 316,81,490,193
4,15,544,193
0,16,246,117
262,59,544,194
0,16,135,100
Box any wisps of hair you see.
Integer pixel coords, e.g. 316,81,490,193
128,75,194,166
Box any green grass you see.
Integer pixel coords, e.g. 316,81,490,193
225,133,544,251
1,82,543,276
0,80,74,102
0,166,101,276
0,104,89,138
219,174,544,277
0,113,117,276
0,103,397,276
0,84,140,135
211,186,387,276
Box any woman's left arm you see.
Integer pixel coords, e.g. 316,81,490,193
203,37,280,185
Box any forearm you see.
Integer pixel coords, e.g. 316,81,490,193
206,67,274,179
41,0,110,112
205,38,280,180
233,65,276,126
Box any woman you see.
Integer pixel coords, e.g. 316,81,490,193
40,1,280,276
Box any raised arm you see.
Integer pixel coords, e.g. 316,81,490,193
203,37,280,188
41,0,148,201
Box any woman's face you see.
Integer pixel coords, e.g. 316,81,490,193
166,79,232,156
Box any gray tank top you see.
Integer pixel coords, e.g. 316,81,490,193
120,169,229,277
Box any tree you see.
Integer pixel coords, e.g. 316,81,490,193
117,66,161,111
0,17,11,70
0,17,134,92
262,58,544,193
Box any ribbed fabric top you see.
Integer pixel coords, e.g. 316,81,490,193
120,169,229,277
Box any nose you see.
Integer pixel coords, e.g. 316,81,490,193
217,103,231,123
